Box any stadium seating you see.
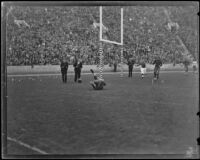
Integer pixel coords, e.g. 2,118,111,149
6,6,197,65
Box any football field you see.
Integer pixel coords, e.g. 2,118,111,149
5,71,199,158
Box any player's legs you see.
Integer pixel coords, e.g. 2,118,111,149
114,64,117,72
61,72,65,83
156,67,160,79
130,68,133,77
141,68,144,78
74,69,78,82
154,67,160,79
77,69,81,79
154,67,157,78
64,73,67,83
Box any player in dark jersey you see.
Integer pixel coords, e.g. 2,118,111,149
127,58,135,77
182,57,190,73
192,61,197,74
60,58,69,83
153,57,162,80
90,69,106,90
73,58,83,82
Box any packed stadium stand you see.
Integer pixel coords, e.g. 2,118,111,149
6,6,198,66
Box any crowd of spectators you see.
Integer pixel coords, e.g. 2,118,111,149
6,6,198,66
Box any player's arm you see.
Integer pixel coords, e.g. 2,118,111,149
90,69,94,74
90,69,96,77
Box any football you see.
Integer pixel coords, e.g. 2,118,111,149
78,79,82,83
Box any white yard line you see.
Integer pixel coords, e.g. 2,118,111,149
7,136,48,154
7,70,193,77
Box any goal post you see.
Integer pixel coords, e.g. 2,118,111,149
100,6,123,45
99,6,124,78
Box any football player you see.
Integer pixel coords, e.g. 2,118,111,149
153,56,162,80
90,69,106,90
60,58,68,83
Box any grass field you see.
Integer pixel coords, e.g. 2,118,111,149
6,71,199,158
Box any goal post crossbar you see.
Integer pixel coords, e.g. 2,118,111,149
100,39,123,45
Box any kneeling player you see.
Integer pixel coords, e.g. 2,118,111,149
90,69,106,90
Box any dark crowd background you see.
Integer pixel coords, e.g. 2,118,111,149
5,6,198,66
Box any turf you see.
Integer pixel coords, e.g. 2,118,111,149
6,71,199,158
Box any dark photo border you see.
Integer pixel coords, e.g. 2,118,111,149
1,1,199,159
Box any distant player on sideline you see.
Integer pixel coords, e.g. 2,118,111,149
73,57,83,83
60,57,69,83
139,58,147,79
90,69,106,90
182,57,191,74
153,56,162,80
192,61,197,74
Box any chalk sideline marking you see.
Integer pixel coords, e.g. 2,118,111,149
7,70,194,77
7,136,48,154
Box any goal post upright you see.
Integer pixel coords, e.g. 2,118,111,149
100,6,103,43
120,7,123,77
99,6,103,79
99,6,124,79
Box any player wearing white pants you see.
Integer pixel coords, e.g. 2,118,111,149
140,67,146,78
140,60,146,79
